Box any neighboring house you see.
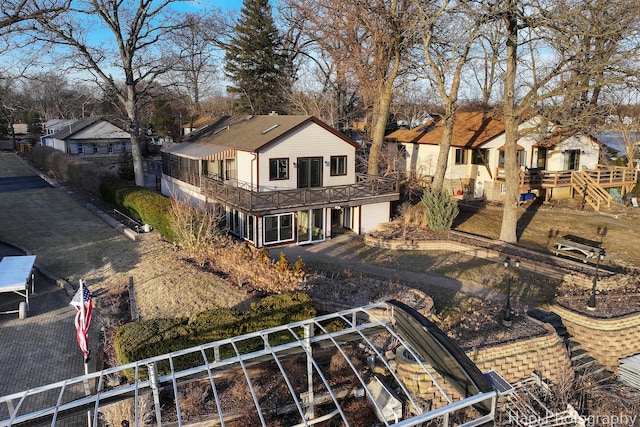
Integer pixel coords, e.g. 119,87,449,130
162,114,399,247
43,119,76,135
385,112,637,210
40,118,132,156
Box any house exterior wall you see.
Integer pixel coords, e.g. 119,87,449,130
257,122,356,191
162,175,207,205
401,143,439,178
545,136,600,171
359,202,391,234
236,150,255,188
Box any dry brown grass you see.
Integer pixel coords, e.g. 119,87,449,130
99,393,153,426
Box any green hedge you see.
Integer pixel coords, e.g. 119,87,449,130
114,293,317,380
99,178,175,241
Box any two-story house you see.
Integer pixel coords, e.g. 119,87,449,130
161,114,399,247
385,112,637,210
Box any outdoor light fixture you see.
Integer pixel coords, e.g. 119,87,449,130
587,248,606,311
502,257,520,327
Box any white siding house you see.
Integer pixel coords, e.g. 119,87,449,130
162,114,399,248
386,112,637,208
40,118,131,156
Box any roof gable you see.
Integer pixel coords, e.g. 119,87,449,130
187,114,358,152
386,112,505,148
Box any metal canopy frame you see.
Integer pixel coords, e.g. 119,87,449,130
0,301,502,426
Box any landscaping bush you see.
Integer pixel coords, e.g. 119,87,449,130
114,293,316,380
99,178,175,241
422,187,459,232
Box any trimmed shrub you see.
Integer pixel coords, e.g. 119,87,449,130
422,187,459,232
99,178,175,241
114,293,316,380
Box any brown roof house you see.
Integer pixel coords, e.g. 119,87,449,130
162,114,399,247
385,112,636,207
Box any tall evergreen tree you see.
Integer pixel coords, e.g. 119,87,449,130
225,0,288,114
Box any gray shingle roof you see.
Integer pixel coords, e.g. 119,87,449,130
187,114,357,152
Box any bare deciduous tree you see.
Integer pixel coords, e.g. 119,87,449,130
287,0,418,175
492,0,640,243
417,0,483,190
163,12,228,133
0,0,69,33
31,0,194,186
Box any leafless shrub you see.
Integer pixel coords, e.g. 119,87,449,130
204,234,303,294
97,282,130,373
99,393,153,426
168,190,223,265
178,382,209,419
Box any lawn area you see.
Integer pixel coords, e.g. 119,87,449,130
302,199,640,317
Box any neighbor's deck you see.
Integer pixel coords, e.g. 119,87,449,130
495,166,637,190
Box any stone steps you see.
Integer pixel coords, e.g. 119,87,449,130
527,308,615,386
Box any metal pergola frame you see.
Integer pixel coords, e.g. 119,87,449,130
0,301,505,426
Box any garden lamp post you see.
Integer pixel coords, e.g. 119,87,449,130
502,257,520,327
587,248,605,311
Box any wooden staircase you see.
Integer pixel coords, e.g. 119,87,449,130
570,170,613,211
527,308,615,386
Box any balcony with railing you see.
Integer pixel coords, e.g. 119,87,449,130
200,173,399,214
495,165,637,189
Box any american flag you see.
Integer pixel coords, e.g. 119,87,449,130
70,280,92,362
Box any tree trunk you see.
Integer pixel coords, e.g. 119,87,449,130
125,90,145,187
499,3,519,243
431,111,456,190
367,58,399,176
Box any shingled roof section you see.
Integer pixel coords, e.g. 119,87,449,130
188,114,359,151
47,117,100,139
386,111,505,148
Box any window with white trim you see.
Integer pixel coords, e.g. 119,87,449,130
264,213,293,244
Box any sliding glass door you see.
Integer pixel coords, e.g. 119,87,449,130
297,208,324,244
297,157,323,188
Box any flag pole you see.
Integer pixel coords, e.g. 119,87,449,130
80,279,91,427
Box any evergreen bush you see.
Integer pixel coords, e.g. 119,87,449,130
421,187,459,232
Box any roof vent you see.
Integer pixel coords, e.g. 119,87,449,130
261,124,280,134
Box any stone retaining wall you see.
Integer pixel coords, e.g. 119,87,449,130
394,326,572,409
466,327,573,385
551,304,640,372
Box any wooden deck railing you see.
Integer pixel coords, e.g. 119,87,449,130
200,173,399,213
571,170,613,211
495,166,637,189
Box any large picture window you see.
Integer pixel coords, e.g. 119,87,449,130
269,158,289,180
330,156,347,176
471,149,489,165
264,214,293,244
